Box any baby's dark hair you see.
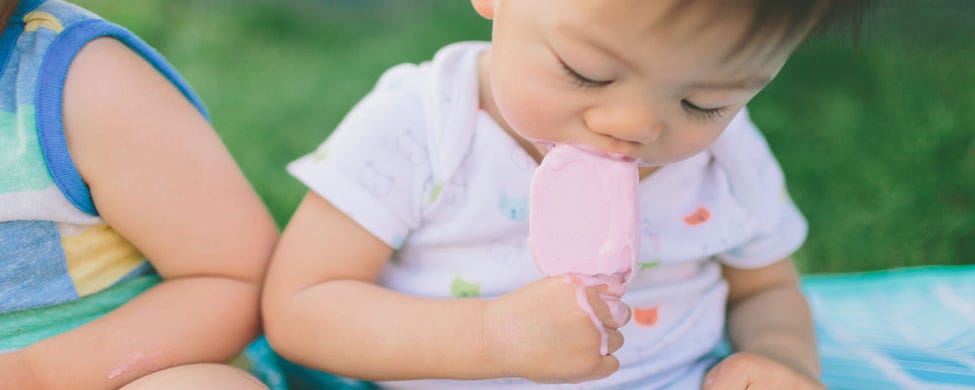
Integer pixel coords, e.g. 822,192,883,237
744,0,873,46
665,0,874,59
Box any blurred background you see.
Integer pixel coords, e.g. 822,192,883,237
71,0,972,274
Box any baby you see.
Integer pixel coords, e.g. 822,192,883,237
263,0,870,388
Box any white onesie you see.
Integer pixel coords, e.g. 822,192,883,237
288,42,808,389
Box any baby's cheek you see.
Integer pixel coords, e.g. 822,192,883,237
661,124,726,162
497,80,566,138
499,96,545,138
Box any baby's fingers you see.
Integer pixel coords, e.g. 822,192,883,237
704,353,826,390
586,288,631,328
573,354,621,383
606,328,624,355
702,359,750,390
604,297,631,327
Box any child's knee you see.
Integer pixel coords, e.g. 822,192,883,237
119,363,267,390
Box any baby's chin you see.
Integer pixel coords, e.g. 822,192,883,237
636,150,707,167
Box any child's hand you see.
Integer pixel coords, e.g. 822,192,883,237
482,276,631,384
702,352,825,390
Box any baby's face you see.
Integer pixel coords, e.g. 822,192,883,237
481,0,801,165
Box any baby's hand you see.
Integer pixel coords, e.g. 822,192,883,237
703,352,825,390
482,276,631,384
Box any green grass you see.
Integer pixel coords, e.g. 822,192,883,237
71,0,973,273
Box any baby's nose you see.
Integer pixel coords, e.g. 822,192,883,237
584,105,662,144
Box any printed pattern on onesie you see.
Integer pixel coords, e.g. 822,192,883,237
288,42,546,301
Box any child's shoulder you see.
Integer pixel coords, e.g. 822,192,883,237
708,108,798,233
361,42,486,131
372,41,488,97
326,41,490,179
708,108,780,178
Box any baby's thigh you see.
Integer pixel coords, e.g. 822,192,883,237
119,363,267,390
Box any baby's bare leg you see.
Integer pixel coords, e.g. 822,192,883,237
119,363,267,390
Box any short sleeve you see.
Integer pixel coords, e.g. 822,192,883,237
711,109,808,268
287,65,432,249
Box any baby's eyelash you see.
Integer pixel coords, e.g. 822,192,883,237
558,59,612,89
681,100,727,121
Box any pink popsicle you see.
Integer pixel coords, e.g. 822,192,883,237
528,144,640,355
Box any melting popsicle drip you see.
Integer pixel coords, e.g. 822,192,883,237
528,144,640,355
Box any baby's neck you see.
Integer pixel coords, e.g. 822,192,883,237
639,166,658,179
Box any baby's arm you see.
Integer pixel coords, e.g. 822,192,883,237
5,38,277,388
704,258,822,389
262,193,625,383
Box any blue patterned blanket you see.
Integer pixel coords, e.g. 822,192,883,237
803,266,975,389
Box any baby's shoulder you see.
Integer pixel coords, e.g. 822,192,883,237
708,108,783,182
372,41,488,99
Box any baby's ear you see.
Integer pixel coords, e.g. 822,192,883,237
470,0,495,20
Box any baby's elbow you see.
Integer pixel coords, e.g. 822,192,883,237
262,324,295,364
260,280,298,358
244,231,279,285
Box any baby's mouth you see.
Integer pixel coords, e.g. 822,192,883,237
532,141,643,165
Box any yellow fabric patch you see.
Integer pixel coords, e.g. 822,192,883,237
63,224,147,296
23,11,64,33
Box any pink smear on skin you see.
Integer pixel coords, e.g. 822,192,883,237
566,274,630,355
108,351,155,380
529,144,640,355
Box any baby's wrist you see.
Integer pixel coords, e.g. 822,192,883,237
479,298,513,378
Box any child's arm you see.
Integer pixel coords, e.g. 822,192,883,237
2,38,277,388
704,258,823,389
262,192,626,384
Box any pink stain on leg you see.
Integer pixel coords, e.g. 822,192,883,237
108,351,153,380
